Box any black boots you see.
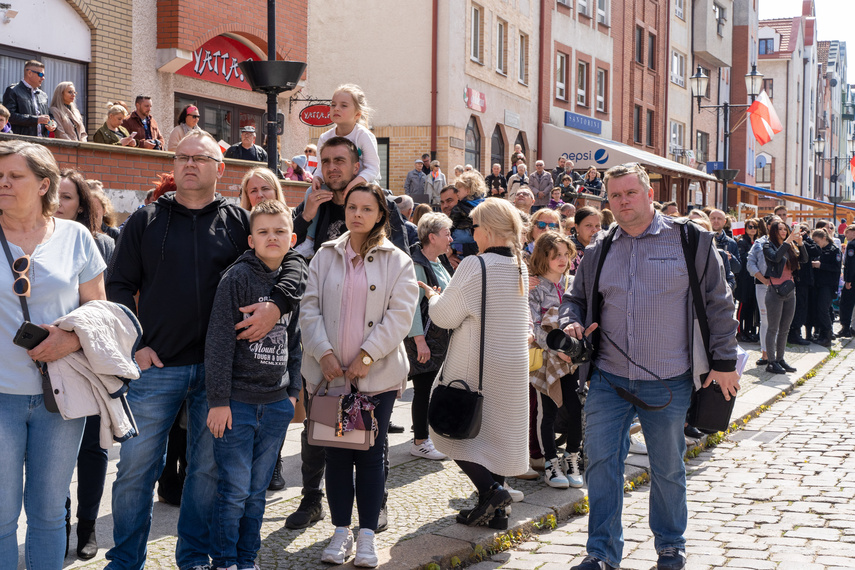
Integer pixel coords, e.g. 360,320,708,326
455,483,512,527
76,518,98,559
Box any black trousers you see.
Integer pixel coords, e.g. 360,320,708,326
533,373,583,460
814,285,835,336
841,285,855,329
76,415,109,521
411,371,435,441
790,283,810,337
737,291,758,335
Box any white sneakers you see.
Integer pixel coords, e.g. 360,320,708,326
354,528,378,568
629,433,648,455
544,458,571,489
321,527,378,567
410,438,447,460
562,451,585,488
503,483,525,502
321,527,353,565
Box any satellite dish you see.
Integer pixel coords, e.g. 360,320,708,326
831,77,839,87
756,155,767,168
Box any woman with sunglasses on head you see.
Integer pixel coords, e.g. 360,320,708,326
569,206,602,276
0,141,107,569
735,218,764,343
167,105,202,151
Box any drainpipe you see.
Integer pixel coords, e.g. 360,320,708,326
430,0,438,160
784,60,790,196
536,0,546,158
663,2,672,206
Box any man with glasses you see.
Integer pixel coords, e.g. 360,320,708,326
225,125,268,163
123,95,165,150
105,130,307,570
559,163,739,570
2,60,56,137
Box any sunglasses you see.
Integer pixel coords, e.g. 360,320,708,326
534,221,560,230
188,114,200,119
27,69,45,78
746,225,757,229
12,255,30,297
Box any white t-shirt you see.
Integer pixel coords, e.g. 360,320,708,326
0,219,106,395
315,124,381,185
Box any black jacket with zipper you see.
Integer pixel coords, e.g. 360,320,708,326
106,192,307,367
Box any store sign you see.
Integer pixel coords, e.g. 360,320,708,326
176,35,258,91
464,87,486,113
299,104,332,127
564,112,602,135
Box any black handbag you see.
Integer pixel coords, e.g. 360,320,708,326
771,279,795,297
0,224,58,413
428,256,486,440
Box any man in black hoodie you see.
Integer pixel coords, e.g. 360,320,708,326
105,131,307,570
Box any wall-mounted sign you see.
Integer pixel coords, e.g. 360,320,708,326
299,104,332,127
564,112,602,135
176,35,258,91
464,87,486,113
504,110,520,129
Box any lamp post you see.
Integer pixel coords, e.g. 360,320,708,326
814,134,855,224
690,64,764,210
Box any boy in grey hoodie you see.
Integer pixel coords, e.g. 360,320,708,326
205,199,305,570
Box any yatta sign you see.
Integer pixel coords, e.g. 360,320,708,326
176,35,257,91
299,104,332,127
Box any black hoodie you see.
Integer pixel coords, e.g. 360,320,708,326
106,192,307,367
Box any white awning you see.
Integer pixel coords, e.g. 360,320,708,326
542,124,718,183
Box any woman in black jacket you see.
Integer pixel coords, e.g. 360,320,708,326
810,228,842,346
763,221,809,374
581,166,603,196
735,218,762,342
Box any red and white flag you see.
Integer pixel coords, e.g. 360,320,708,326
747,91,783,146
731,221,745,236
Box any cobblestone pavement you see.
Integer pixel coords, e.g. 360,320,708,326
490,343,855,570
46,338,836,569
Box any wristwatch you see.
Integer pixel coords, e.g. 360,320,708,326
361,350,374,366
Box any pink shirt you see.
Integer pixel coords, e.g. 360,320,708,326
337,240,368,367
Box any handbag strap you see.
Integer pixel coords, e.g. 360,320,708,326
0,223,30,322
476,255,486,394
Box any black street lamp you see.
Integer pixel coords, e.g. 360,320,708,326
690,64,764,210
814,134,855,223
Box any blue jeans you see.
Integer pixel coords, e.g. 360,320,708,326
211,398,294,569
0,393,85,569
584,368,693,567
106,364,217,570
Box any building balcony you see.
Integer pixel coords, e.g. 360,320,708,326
693,0,733,68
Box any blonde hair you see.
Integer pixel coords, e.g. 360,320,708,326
529,231,576,278
334,83,372,126
240,166,284,210
105,102,129,120
470,197,526,295
526,207,561,242
455,170,487,200
50,82,84,132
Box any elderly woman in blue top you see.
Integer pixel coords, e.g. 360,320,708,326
0,140,107,569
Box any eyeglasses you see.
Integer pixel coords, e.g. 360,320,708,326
174,154,221,164
534,221,560,230
27,69,45,78
12,255,30,297
67,90,77,95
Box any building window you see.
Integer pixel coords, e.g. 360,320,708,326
647,33,656,70
713,3,726,36
596,68,608,112
596,0,609,24
578,0,588,16
670,50,685,87
465,116,481,172
670,121,685,155
696,131,709,163
756,157,771,183
471,5,483,63
675,0,684,19
759,38,774,54
491,126,505,172
557,0,571,6
634,105,643,143
763,78,774,99
635,26,644,64
496,20,508,74
646,109,655,146
518,33,529,84
577,61,588,106
699,66,711,97
175,93,262,145
556,52,568,100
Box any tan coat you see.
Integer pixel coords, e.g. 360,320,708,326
50,105,87,141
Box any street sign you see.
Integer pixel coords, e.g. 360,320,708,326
261,112,284,136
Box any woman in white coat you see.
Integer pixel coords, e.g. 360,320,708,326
301,184,418,568
421,197,530,529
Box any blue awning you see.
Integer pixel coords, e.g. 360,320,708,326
732,181,855,213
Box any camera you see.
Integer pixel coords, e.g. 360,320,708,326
546,329,594,363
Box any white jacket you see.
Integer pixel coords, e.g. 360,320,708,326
301,233,418,395
50,300,141,448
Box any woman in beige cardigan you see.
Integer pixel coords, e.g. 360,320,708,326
49,82,87,141
300,184,418,568
422,197,530,529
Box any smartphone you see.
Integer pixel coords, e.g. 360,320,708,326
13,321,49,350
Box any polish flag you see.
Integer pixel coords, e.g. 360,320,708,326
731,221,745,236
307,155,318,170
851,155,855,173
747,91,783,146
218,139,230,154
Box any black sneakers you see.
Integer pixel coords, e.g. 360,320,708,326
571,555,617,570
285,494,325,529
268,457,285,491
657,547,687,569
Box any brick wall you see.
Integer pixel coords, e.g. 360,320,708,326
0,133,309,215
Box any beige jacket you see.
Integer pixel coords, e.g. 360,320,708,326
50,105,87,141
167,123,200,151
300,233,418,395
50,300,141,447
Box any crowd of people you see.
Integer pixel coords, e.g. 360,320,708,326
0,66,851,570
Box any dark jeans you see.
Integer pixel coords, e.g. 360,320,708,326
790,283,809,338
411,371,435,441
766,287,796,361
325,390,396,530
76,415,109,521
737,291,758,335
534,373,583,460
814,285,835,336
840,285,855,328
